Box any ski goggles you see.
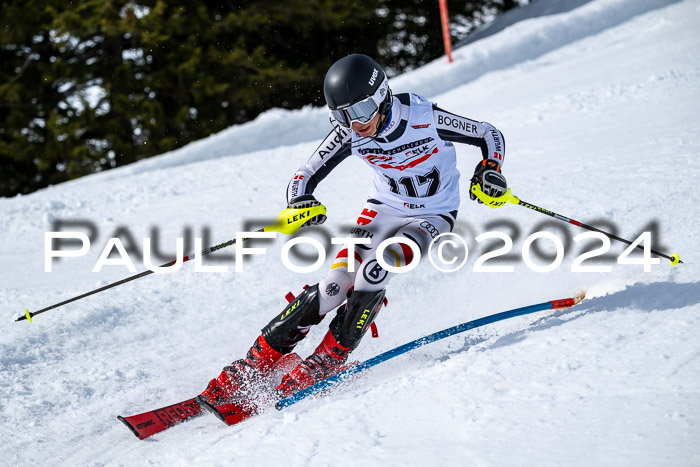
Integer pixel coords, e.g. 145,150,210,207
330,77,389,128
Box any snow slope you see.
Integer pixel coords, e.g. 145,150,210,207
2,0,699,465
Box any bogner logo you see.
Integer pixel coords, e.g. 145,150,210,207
369,68,378,86
437,115,478,134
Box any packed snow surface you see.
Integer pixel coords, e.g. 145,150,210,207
2,0,699,465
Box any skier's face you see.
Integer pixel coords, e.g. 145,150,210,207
352,112,381,138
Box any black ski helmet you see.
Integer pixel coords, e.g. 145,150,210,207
324,54,392,129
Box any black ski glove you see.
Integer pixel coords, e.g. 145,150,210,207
469,159,507,203
288,194,327,226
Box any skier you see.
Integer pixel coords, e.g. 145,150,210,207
200,53,508,403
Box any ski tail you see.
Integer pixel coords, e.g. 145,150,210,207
118,397,204,440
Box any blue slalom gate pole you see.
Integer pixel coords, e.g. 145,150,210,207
276,297,578,410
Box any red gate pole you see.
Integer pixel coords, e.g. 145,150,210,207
439,0,454,63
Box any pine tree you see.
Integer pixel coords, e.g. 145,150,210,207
0,0,521,197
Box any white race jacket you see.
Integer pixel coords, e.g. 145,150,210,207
286,93,505,216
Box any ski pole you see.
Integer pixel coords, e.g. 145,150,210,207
276,292,585,410
16,205,327,323
470,185,682,266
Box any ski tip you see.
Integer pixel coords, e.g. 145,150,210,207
117,415,142,439
548,290,587,312
669,253,681,266
573,289,587,306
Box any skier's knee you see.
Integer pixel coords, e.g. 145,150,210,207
318,269,353,315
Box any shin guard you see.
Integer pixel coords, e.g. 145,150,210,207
329,289,386,351
262,284,324,354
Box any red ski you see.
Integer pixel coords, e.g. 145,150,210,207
118,353,304,438
118,397,206,440
118,395,268,439
118,291,306,439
